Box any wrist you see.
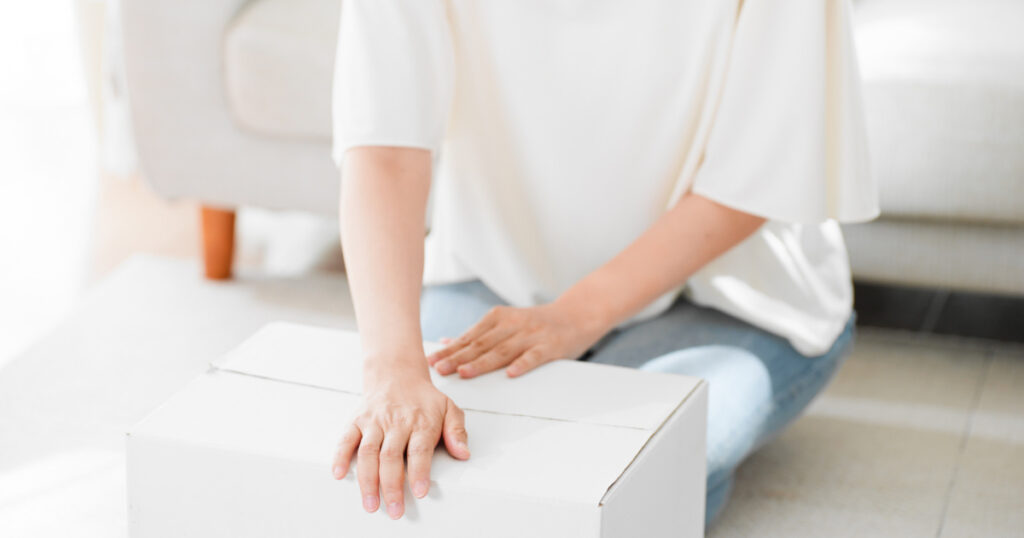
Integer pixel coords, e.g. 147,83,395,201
361,349,431,389
552,285,617,338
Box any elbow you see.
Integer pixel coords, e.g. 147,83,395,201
342,146,433,183
339,146,433,220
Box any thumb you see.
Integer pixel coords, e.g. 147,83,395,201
441,399,471,460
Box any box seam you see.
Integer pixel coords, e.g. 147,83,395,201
596,379,706,507
214,366,659,432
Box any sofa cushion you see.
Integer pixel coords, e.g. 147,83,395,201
224,0,339,140
855,0,1024,225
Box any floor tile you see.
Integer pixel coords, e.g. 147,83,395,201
710,331,992,537
939,436,1024,538
826,333,989,415
710,415,963,538
939,353,1024,538
973,352,1024,419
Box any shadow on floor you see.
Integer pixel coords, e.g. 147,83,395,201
854,282,1024,344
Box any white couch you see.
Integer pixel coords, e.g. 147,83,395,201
117,0,1024,293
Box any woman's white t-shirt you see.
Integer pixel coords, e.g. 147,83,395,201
332,0,880,357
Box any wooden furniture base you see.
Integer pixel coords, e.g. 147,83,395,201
200,206,236,280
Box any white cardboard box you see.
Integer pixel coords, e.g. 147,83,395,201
127,322,707,537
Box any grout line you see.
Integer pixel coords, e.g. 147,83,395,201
920,290,951,333
934,349,993,538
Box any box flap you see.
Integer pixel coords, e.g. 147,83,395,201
213,322,701,431
130,371,659,508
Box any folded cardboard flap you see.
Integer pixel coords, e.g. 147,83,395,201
130,368,665,507
213,322,703,430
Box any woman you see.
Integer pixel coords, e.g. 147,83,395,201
329,0,878,526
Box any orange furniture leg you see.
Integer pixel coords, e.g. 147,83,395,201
200,206,236,280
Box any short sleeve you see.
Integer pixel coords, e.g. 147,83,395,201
690,0,880,224
331,0,454,165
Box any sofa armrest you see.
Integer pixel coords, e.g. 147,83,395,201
115,0,340,215
116,0,257,200
115,0,340,213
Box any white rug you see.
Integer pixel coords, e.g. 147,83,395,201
2,255,1020,537
0,255,355,537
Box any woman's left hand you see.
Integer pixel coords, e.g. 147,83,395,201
426,302,610,378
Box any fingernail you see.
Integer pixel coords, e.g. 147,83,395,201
437,361,451,374
363,495,379,512
386,502,402,519
457,441,470,456
458,365,473,377
331,465,343,479
412,480,429,498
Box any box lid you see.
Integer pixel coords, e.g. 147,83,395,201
135,322,705,507
213,322,702,431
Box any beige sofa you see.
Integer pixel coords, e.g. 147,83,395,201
117,0,1024,293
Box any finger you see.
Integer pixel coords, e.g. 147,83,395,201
458,336,530,379
426,321,493,365
332,424,362,479
435,326,515,375
506,347,551,378
426,338,460,365
379,429,411,519
406,430,440,499
441,400,471,460
427,335,474,366
424,338,453,363
356,425,383,513
426,308,503,365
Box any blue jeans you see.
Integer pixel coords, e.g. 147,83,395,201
421,280,855,526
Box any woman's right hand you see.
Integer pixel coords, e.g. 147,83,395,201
331,356,471,520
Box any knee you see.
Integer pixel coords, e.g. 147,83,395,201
419,305,476,342
641,345,774,459
640,347,773,409
640,346,766,380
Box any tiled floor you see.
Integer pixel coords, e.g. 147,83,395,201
711,333,1024,537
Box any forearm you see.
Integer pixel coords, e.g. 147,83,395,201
557,193,766,331
340,147,432,381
